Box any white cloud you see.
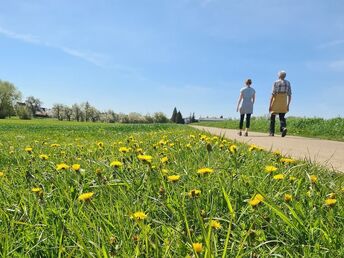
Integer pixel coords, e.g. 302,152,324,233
0,25,106,67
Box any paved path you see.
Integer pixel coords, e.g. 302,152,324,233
191,125,344,172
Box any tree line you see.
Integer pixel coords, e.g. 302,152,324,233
0,80,194,124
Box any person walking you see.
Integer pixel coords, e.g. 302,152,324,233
269,70,292,137
236,79,256,136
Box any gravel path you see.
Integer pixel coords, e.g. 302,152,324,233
191,125,344,172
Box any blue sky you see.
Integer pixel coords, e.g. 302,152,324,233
0,0,343,118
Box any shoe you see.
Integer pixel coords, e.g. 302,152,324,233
269,133,274,136
238,132,242,136
281,128,287,137
244,132,248,137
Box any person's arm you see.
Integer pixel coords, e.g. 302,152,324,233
252,92,256,105
287,95,292,112
269,95,274,112
236,93,243,112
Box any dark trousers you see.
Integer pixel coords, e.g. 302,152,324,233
270,113,286,134
239,114,251,129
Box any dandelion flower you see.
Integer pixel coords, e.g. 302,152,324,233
284,194,292,202
72,164,81,171
248,194,264,207
119,147,130,153
167,175,180,183
160,156,168,163
0,172,4,177
310,175,317,184
78,192,94,201
193,243,203,253
110,161,123,168
273,174,285,180
161,169,169,175
50,143,60,147
325,198,336,207
210,220,221,230
188,189,201,198
197,167,214,175
97,141,104,148
39,154,49,160
265,165,277,173
56,163,70,171
133,211,147,221
31,187,43,196
230,145,237,153
280,158,296,164
137,154,153,163
25,147,33,153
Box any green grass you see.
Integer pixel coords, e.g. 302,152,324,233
0,119,343,257
196,116,344,141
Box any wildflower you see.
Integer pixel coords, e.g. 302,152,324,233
50,143,60,147
97,141,104,148
327,193,336,199
189,134,196,139
248,194,264,207
138,154,153,163
186,143,192,148
325,198,337,207
72,164,81,171
110,161,123,168
169,143,175,147
230,145,237,153
280,158,296,164
197,167,214,175
161,169,169,175
133,211,147,221
284,194,292,202
78,192,94,201
273,174,285,180
31,187,43,196
96,168,102,175
210,220,221,230
160,156,168,163
0,172,4,177
310,175,317,184
119,147,130,153
56,163,70,171
265,165,277,173
273,150,282,156
200,135,207,141
193,243,203,253
188,189,201,198
136,148,143,154
167,175,181,183
39,154,49,160
25,147,33,153
289,176,297,181
249,144,261,152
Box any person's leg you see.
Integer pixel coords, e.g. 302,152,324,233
245,114,251,136
269,114,276,136
239,114,244,135
279,113,287,137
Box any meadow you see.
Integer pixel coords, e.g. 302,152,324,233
0,119,343,257
197,117,344,141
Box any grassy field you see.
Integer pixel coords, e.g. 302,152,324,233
0,119,343,257
196,117,344,141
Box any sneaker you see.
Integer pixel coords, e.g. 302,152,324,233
244,132,248,137
238,132,242,136
269,133,274,136
281,128,287,137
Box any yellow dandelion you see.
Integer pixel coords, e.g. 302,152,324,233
72,164,81,171
280,157,296,164
133,211,147,221
284,194,292,202
310,175,318,183
96,168,102,175
210,220,221,230
273,174,285,180
39,154,49,160
186,143,192,148
197,167,214,175
78,192,94,201
97,141,104,148
56,163,70,171
169,143,174,147
137,154,153,163
325,198,337,207
110,161,123,168
0,172,4,177
25,147,33,153
119,147,130,153
273,150,282,156
167,175,181,183
50,143,60,147
265,165,278,173
230,145,237,153
193,242,203,253
31,187,43,194
248,194,264,207
188,189,201,198
189,134,196,139
160,156,168,163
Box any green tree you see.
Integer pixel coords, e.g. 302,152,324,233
153,112,169,123
176,111,184,124
25,96,42,117
52,104,64,120
171,107,178,123
0,80,22,119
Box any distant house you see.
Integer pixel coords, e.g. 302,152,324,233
198,116,226,122
16,102,50,117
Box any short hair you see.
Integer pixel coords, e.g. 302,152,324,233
278,71,286,79
245,79,252,85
